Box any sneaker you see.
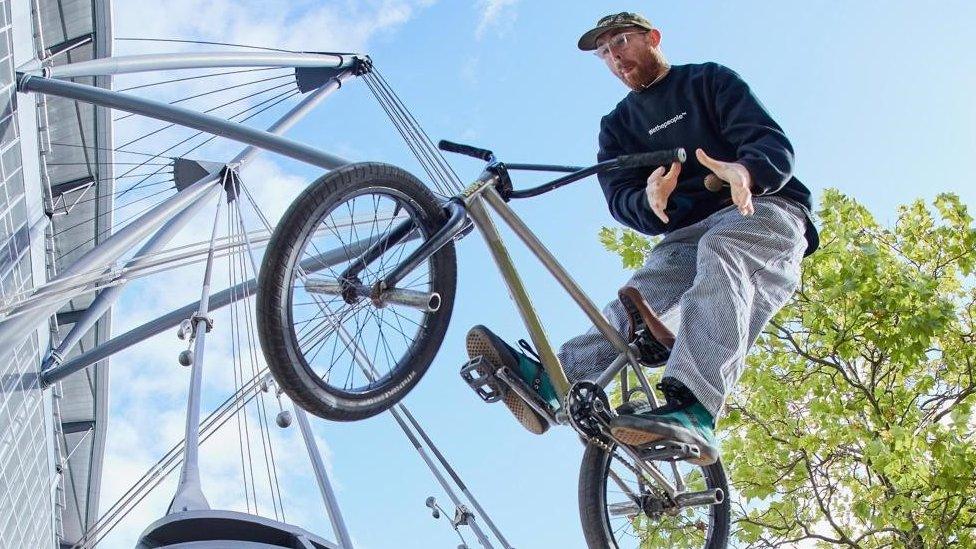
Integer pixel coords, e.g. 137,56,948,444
466,326,558,435
618,286,673,364
610,378,719,466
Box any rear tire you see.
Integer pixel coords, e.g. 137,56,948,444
257,162,457,421
578,442,730,548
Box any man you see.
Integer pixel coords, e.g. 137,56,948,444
466,12,818,466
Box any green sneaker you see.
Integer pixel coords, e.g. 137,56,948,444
466,325,558,435
610,379,719,466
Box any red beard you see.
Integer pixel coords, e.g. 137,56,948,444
613,51,666,91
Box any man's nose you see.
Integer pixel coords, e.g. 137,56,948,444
612,53,625,69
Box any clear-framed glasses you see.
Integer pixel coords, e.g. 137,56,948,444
594,31,647,59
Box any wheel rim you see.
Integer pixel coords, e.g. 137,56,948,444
602,447,721,548
286,185,439,398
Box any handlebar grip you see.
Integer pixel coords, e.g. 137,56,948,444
616,147,687,169
438,140,495,161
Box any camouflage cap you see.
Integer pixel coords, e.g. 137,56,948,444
577,12,653,51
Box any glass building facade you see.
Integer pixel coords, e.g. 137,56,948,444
0,0,112,547
0,0,52,546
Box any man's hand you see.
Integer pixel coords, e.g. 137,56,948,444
646,161,681,223
696,148,754,216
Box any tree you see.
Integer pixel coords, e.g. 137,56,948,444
600,190,976,548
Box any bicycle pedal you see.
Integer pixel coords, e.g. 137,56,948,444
634,329,670,365
640,440,701,462
460,356,505,403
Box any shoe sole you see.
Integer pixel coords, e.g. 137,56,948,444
610,420,717,466
466,328,549,435
618,287,675,348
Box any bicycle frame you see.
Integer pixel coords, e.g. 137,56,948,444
458,171,684,497
463,173,654,404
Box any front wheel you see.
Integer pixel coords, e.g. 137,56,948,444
257,162,457,421
578,442,731,548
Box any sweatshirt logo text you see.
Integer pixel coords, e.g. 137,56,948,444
647,112,687,137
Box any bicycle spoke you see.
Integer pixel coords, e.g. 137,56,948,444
602,448,715,548
281,183,443,400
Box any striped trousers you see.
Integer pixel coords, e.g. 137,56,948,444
558,196,808,417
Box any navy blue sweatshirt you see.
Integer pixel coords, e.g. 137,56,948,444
598,62,819,256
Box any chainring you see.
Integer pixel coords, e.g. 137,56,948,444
566,380,613,439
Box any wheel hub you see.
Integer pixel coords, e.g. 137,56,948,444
338,275,363,305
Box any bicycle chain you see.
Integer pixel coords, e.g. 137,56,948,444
587,414,670,505
569,381,671,498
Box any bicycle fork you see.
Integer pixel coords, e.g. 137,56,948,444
324,198,469,308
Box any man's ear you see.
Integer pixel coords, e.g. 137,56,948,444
647,28,662,47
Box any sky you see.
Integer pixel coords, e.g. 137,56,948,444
90,1,976,548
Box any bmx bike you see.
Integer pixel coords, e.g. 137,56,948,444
256,141,730,548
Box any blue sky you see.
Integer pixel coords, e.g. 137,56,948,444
96,1,976,548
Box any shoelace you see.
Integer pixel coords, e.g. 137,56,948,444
655,380,696,411
517,339,545,392
517,339,542,362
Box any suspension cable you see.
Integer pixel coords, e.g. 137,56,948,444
228,199,278,520
227,203,256,514
361,72,458,196
361,73,446,195
371,66,463,191
117,67,284,92
52,84,301,259
114,37,303,53
360,64,463,196
112,85,299,201
49,141,177,159
233,188,286,520
113,72,295,122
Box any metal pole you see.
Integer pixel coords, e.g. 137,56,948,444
32,51,356,78
43,180,223,370
168,189,224,514
293,407,354,549
0,173,220,351
40,233,399,386
329,323,496,549
76,368,276,549
386,405,495,549
17,74,351,170
231,69,355,168
397,406,514,549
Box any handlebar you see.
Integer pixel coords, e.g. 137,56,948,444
438,139,687,200
438,140,495,162
616,148,687,168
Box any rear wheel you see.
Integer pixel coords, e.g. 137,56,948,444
578,442,731,548
257,162,457,421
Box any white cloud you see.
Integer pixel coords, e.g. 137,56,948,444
113,0,434,55
475,0,520,40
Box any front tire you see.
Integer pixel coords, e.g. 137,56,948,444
257,162,457,421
